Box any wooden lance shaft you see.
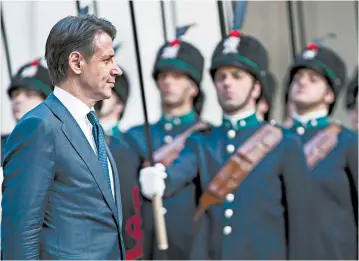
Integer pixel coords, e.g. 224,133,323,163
128,0,168,250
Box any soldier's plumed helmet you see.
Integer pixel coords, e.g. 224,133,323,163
8,58,53,99
286,43,347,114
152,39,205,115
210,30,269,88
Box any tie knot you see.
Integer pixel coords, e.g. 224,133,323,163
87,111,100,126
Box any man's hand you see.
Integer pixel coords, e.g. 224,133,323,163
139,163,167,199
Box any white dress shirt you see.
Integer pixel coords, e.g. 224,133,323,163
53,87,115,197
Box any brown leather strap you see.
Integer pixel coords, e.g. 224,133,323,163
143,121,209,167
304,124,342,169
194,124,283,221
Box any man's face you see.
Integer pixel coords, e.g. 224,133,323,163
79,32,122,102
290,68,334,110
214,66,260,114
157,71,197,108
10,89,45,122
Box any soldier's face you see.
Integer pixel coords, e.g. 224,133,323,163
97,90,124,119
157,71,197,108
290,68,334,110
214,66,260,114
74,32,122,103
10,89,44,122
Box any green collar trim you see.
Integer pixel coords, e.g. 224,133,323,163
160,109,197,126
292,115,330,129
106,123,121,137
222,112,260,130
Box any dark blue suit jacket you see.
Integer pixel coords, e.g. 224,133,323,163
1,93,125,260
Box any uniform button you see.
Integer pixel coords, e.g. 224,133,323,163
163,135,173,144
173,118,181,125
227,129,236,139
239,120,246,127
224,209,233,218
296,126,305,135
226,144,235,153
226,193,234,202
270,119,276,125
164,123,173,131
311,119,317,127
223,226,232,235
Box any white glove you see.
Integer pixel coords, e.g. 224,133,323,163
139,163,167,200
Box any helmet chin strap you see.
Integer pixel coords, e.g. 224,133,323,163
223,82,255,114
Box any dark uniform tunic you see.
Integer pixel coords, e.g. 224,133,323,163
125,110,201,260
163,113,317,260
290,116,358,260
106,131,143,259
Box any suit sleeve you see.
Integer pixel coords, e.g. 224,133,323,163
281,134,318,260
164,136,199,197
1,117,55,260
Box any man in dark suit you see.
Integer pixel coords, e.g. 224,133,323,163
2,14,125,260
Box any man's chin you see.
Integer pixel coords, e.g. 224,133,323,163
291,99,312,109
162,99,181,108
221,102,243,114
14,113,23,122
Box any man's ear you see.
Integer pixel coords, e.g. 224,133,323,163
252,81,262,100
324,88,335,105
189,80,199,98
68,51,84,75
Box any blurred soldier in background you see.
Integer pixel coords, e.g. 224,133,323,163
346,66,358,131
1,59,53,165
256,71,277,121
96,68,145,260
124,33,206,260
286,42,358,259
139,30,316,259
96,67,130,138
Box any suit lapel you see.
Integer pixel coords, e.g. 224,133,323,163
44,94,119,227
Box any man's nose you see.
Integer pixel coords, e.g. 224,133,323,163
111,64,122,76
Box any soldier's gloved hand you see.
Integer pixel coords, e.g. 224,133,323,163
139,163,167,200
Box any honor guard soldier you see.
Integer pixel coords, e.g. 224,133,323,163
139,30,316,260
257,71,277,121
285,41,358,259
1,58,52,165
346,66,358,131
124,27,206,260
96,67,130,138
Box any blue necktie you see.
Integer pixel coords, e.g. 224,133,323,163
87,111,112,190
